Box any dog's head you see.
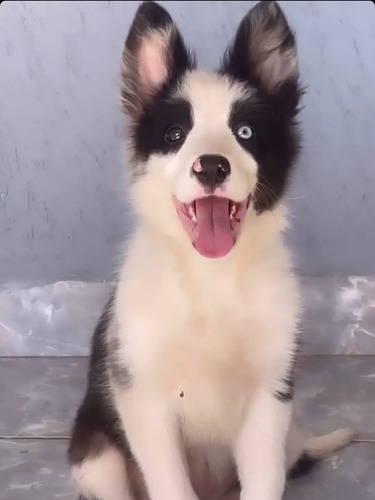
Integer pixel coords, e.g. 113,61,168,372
121,1,302,259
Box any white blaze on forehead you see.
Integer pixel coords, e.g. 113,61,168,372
180,70,250,125
163,70,258,206
173,70,257,164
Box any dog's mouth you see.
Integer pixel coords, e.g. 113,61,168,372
173,195,250,258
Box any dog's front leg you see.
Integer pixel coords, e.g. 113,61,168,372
234,388,292,500
116,390,198,500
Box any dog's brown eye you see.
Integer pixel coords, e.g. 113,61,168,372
165,126,185,144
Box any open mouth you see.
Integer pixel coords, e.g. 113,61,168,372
173,195,250,259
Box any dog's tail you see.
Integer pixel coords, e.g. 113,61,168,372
288,428,355,479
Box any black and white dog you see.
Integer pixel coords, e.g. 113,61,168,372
69,2,354,499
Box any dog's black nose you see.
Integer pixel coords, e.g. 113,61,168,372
192,155,231,188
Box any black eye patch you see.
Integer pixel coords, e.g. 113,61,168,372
229,98,281,153
229,97,300,212
134,98,193,163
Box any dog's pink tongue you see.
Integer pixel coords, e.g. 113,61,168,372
194,197,234,258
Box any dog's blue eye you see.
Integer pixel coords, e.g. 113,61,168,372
236,125,254,140
165,126,185,144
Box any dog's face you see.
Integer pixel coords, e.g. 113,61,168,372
121,1,302,259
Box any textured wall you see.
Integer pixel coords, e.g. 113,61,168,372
1,1,375,285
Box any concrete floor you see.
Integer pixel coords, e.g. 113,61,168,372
0,355,374,499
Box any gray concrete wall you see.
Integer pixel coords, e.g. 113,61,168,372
1,1,374,285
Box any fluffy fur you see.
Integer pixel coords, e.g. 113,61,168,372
69,2,354,499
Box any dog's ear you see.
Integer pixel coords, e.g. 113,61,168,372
222,1,299,97
121,1,195,118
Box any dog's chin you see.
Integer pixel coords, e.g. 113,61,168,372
173,194,251,259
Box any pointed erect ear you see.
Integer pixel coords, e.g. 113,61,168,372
121,1,195,118
222,1,299,97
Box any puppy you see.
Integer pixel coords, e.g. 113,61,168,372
69,2,354,499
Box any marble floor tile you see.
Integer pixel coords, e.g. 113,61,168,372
295,355,375,440
284,443,375,500
2,277,375,357
0,355,374,499
0,440,373,500
0,356,373,439
0,357,88,439
0,439,73,500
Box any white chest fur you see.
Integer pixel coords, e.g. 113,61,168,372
115,216,299,443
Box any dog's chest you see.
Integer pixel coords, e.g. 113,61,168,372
121,254,297,441
156,311,254,440
145,288,287,441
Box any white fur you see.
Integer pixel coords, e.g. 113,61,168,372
110,182,299,500
133,71,258,218
235,389,292,500
72,61,355,499
114,72,300,494
114,390,198,500
167,71,258,204
75,65,353,500
71,446,132,500
72,2,354,497
304,428,356,459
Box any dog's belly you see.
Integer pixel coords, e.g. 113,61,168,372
177,375,249,444
186,440,237,499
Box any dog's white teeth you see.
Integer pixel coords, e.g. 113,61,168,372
189,206,197,222
230,204,236,219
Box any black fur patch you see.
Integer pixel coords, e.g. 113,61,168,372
133,97,193,164
287,453,320,480
122,1,196,176
108,335,133,388
274,361,296,403
229,96,300,212
273,345,299,403
221,1,302,114
68,293,132,466
274,377,294,402
222,1,303,211
123,1,196,102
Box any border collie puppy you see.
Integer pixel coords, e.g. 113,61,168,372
69,2,354,499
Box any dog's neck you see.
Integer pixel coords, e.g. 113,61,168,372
136,203,291,283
